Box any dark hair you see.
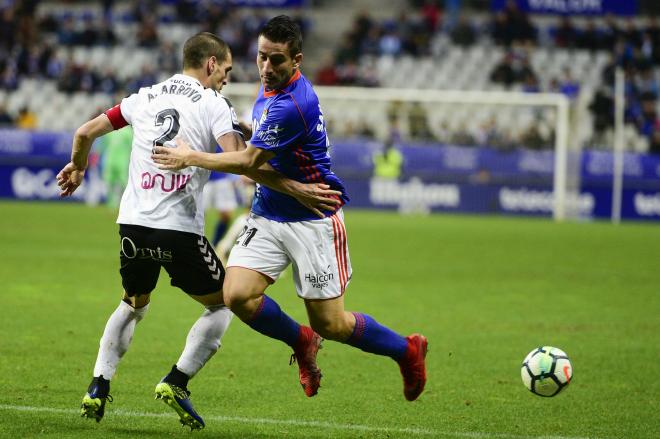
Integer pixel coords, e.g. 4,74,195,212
259,15,302,57
183,32,230,69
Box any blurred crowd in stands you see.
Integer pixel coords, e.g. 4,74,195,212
319,0,660,153
0,0,659,154
0,0,307,94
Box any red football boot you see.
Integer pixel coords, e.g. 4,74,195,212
397,333,428,401
290,326,323,397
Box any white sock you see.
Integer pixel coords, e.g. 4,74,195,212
176,305,233,377
93,300,149,379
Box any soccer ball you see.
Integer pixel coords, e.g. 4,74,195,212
521,346,572,397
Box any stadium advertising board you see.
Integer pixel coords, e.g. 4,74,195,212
491,0,638,16
1,130,658,220
0,129,105,204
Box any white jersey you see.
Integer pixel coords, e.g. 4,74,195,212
116,73,242,235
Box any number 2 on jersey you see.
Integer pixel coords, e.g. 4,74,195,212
153,108,180,146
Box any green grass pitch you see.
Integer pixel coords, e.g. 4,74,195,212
0,200,658,438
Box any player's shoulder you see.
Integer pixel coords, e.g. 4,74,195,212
285,75,319,109
199,88,230,104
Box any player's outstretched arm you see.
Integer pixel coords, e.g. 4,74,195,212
245,167,342,218
57,113,114,197
152,136,342,217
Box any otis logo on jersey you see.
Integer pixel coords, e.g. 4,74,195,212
141,172,191,192
121,237,173,262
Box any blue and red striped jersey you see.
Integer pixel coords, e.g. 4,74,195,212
249,70,349,222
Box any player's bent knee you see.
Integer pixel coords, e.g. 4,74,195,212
123,292,150,308
222,268,268,318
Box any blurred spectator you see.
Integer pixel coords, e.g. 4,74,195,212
0,7,17,50
133,0,158,23
336,60,359,85
577,19,605,51
98,68,120,94
353,10,374,43
96,18,117,46
557,68,581,101
386,100,404,125
491,1,536,46
515,56,537,84
554,16,578,48
379,28,402,56
1,65,19,90
590,86,614,133
126,66,157,94
358,25,380,57
316,54,339,86
79,18,100,47
99,123,133,208
650,121,660,155
521,71,540,93
16,106,37,130
136,17,159,48
635,95,657,138
420,0,441,33
475,117,509,149
450,16,476,47
175,0,200,23
491,12,510,46
57,16,77,46
490,53,516,87
602,14,621,50
519,122,548,150
353,120,376,138
158,41,179,73
436,121,451,144
403,15,433,56
0,102,13,126
450,123,476,146
640,32,655,63
373,141,403,179
408,102,434,141
290,9,310,38
335,34,359,65
357,57,380,87
623,19,642,49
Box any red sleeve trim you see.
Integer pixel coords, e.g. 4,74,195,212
104,104,128,130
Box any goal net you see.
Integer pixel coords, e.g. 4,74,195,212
224,83,582,221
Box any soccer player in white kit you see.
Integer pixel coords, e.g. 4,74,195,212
56,32,341,430
153,17,428,403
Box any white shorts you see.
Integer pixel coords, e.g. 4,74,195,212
226,210,352,300
204,178,239,212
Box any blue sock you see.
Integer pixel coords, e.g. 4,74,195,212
246,295,300,348
345,313,408,361
212,221,228,246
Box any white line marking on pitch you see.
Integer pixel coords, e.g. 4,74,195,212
0,404,602,439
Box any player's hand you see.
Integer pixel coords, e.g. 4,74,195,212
152,137,191,170
56,162,86,197
294,183,342,218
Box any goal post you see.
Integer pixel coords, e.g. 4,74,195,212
223,83,575,221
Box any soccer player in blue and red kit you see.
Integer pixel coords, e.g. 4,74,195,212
153,15,428,401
